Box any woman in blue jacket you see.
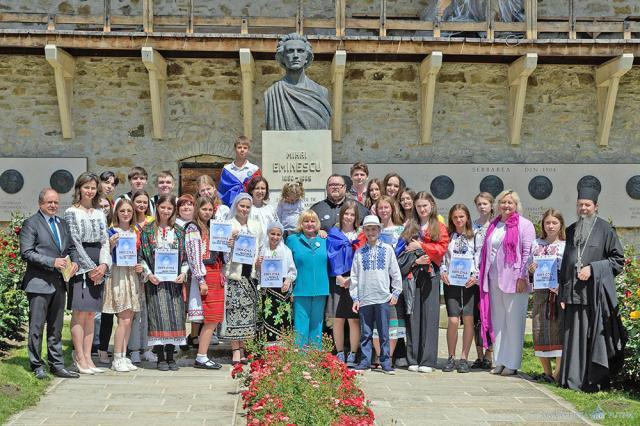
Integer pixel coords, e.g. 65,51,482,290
286,210,329,349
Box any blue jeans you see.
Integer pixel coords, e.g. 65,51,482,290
359,303,391,368
293,296,326,349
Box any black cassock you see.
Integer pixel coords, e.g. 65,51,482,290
558,217,626,392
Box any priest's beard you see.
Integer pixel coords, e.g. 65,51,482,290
574,213,597,247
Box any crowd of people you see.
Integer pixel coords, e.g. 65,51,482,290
19,136,626,392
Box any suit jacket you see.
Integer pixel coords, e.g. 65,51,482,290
19,211,77,294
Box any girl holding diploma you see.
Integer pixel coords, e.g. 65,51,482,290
256,221,297,342
440,204,482,373
188,196,225,369
103,199,142,372
223,193,262,365
139,195,189,371
527,209,566,383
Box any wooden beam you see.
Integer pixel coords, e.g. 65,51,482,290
141,46,167,139
143,0,153,33
330,50,347,142
44,44,75,139
486,0,494,41
569,0,576,39
186,0,193,34
507,53,537,145
336,0,346,37
239,48,255,140
296,0,304,35
379,0,387,37
433,0,441,38
103,0,111,32
525,0,537,39
595,54,633,146
418,52,443,145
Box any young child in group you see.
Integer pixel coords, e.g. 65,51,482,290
218,136,261,207
277,181,305,239
350,215,402,375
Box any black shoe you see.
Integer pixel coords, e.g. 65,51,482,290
442,356,456,372
167,360,179,371
457,359,470,373
470,358,483,369
394,357,408,368
157,361,170,371
34,367,47,380
52,367,80,378
481,358,492,370
194,359,222,370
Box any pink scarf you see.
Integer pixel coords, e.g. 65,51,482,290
478,212,520,348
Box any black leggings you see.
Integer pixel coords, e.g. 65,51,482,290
98,313,114,352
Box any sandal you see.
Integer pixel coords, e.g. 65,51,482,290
232,348,242,365
470,358,483,369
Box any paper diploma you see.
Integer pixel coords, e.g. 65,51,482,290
154,248,179,281
260,257,284,288
209,221,232,253
232,233,257,265
448,253,474,286
533,255,558,289
115,232,137,266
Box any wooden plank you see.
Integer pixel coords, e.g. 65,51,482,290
44,44,75,139
526,0,538,39
239,48,255,140
440,21,489,32
0,13,49,23
241,18,248,34
304,18,335,29
537,22,571,32
433,0,441,38
330,50,347,142
379,0,387,37
575,22,625,33
345,18,379,30
595,54,633,146
109,15,142,26
493,22,527,32
508,53,537,145
143,0,153,33
569,0,576,39
186,0,193,34
486,0,494,40
419,52,443,145
103,0,111,32
296,0,304,35
5,31,640,57
336,0,346,37
385,20,434,31
141,46,167,139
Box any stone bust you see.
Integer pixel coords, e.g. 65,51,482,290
264,33,331,131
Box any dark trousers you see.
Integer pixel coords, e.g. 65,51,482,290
27,290,66,371
359,303,391,368
98,313,114,351
406,276,440,367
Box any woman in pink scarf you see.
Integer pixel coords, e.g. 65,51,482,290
478,190,535,376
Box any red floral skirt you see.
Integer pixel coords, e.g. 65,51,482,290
202,261,225,324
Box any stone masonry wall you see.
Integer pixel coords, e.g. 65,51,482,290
1,53,639,246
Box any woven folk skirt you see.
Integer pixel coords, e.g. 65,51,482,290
532,289,563,357
145,280,187,346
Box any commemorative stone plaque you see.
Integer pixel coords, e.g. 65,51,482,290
0,169,24,194
0,158,86,221
528,176,553,200
627,176,640,200
333,163,640,227
430,175,455,200
479,175,504,197
50,170,75,194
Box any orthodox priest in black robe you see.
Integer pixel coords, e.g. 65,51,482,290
558,187,626,392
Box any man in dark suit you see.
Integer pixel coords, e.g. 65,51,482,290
19,188,80,379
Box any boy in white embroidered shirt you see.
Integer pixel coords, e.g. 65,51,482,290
350,215,402,374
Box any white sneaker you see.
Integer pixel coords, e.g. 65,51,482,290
143,350,158,362
418,366,434,373
129,351,141,364
408,365,420,372
111,358,130,373
124,357,138,371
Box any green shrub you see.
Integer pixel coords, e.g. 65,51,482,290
0,213,28,348
616,245,640,388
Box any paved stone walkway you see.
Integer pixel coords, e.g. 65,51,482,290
9,328,592,425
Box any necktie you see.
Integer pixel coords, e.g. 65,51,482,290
49,217,62,250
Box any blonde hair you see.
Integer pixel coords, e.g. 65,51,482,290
234,135,251,148
496,189,523,214
295,210,321,234
195,174,222,208
281,181,305,202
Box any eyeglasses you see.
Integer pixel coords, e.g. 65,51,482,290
327,183,345,188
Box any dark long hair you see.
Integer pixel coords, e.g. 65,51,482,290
72,172,100,208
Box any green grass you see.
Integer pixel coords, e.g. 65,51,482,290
0,321,72,424
521,334,640,425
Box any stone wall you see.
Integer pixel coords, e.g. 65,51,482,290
1,53,639,247
1,1,638,20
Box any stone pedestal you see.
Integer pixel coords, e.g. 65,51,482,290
261,130,332,207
